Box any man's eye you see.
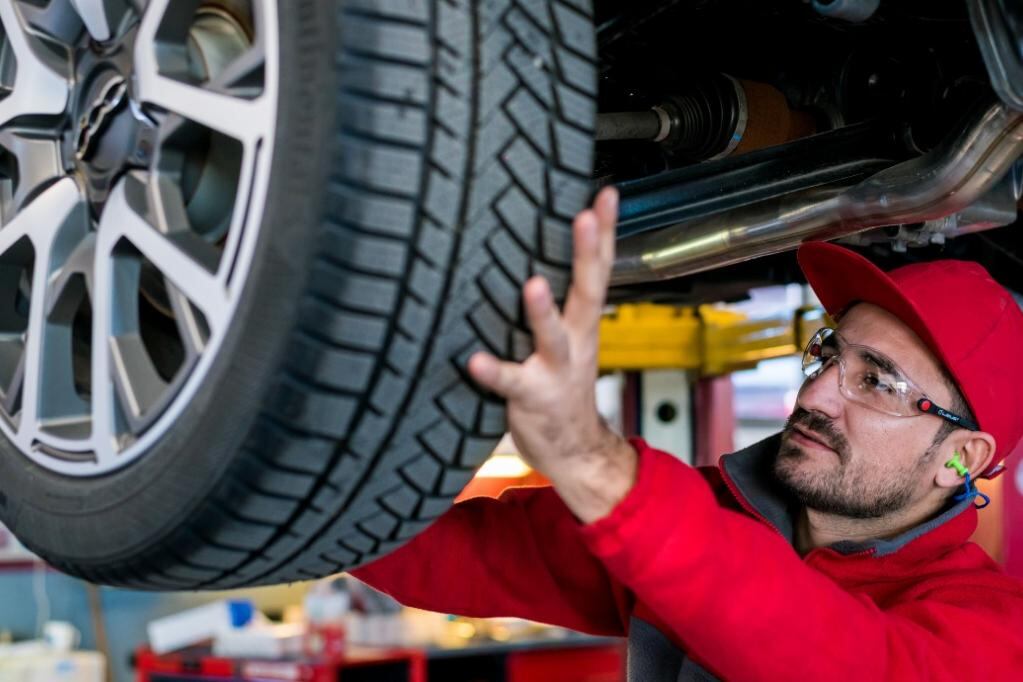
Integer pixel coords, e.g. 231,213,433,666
864,373,896,394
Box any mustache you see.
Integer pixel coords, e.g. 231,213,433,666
784,407,850,460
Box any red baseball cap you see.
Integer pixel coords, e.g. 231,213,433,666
797,241,1023,478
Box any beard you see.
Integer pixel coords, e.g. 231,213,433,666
773,407,925,519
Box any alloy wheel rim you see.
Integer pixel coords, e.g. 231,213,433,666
0,0,278,475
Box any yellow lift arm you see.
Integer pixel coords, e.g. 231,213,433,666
598,303,828,376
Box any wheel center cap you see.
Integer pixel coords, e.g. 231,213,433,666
74,74,129,163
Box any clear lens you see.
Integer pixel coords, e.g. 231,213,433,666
800,327,921,417
801,328,840,378
840,351,916,416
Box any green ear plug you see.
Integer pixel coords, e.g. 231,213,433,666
945,451,969,477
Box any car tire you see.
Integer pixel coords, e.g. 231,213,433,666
0,0,596,589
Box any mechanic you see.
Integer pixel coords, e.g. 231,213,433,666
354,188,1023,680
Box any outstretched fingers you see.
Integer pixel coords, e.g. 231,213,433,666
564,187,619,332
523,276,570,364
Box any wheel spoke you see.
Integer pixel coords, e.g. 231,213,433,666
90,196,118,455
18,0,85,47
140,75,268,146
134,0,267,146
167,280,207,357
0,348,24,417
0,177,81,262
0,2,70,129
102,175,228,331
109,331,167,427
18,178,89,438
0,130,64,214
68,0,130,43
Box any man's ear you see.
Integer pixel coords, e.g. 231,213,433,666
935,431,997,490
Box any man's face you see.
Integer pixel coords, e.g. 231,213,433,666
774,303,953,518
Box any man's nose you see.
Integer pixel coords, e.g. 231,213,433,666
796,361,844,419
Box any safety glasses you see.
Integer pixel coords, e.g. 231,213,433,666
801,328,979,431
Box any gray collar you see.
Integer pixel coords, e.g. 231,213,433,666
718,433,973,557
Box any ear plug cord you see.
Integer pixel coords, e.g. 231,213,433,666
952,471,991,509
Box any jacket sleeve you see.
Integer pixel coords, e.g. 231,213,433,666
580,440,1023,680
352,484,633,636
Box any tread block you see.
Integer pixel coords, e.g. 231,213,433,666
552,45,598,95
227,483,301,525
468,298,512,355
187,542,250,569
427,121,468,177
246,420,336,474
397,295,432,341
340,94,428,146
344,0,430,23
496,186,540,248
487,229,530,282
369,368,409,415
479,264,522,324
548,168,589,220
557,0,593,17
358,511,400,540
241,463,318,500
501,137,548,204
345,410,391,457
540,216,574,265
335,135,424,195
205,509,278,549
380,485,421,517
323,224,410,278
340,57,430,106
323,544,360,566
439,467,475,496
408,259,444,299
419,418,462,464
462,435,504,467
424,172,463,227
555,82,596,130
505,45,555,107
343,16,431,65
338,532,376,554
419,495,457,519
385,335,422,375
478,399,507,438
437,381,482,431
415,220,456,270
401,453,444,493
506,87,552,153
328,185,416,238
314,265,400,316
300,299,389,352
554,120,594,175
275,378,358,439
552,2,596,57
395,517,436,540
288,335,377,393
504,8,554,64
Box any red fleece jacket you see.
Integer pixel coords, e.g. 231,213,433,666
354,439,1023,680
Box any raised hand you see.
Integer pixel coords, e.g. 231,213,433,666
468,187,637,523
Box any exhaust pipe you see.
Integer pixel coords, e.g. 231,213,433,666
611,102,1023,286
